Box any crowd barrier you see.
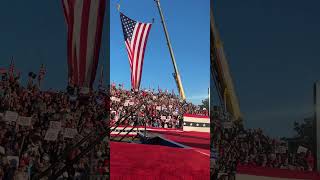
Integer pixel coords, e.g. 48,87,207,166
237,165,320,180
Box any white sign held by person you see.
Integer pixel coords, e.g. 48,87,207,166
4,111,18,122
50,121,61,130
276,146,287,154
44,129,59,141
80,87,90,94
297,146,308,153
17,116,32,126
0,146,5,154
64,128,78,139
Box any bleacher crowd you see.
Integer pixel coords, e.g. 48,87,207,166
211,117,315,179
0,73,109,179
110,83,208,129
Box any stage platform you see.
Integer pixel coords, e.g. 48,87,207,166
110,125,210,179
148,129,210,156
110,142,210,180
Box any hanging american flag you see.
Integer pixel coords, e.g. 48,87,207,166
62,0,106,88
120,12,152,90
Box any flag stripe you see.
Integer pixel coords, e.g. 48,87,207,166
138,24,151,88
79,0,90,85
131,23,142,88
85,0,99,87
135,23,145,89
90,0,105,88
62,0,105,88
133,24,143,89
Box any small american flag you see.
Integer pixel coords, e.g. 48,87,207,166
38,64,46,81
120,12,152,90
9,58,14,76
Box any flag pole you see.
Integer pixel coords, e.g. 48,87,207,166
117,0,122,12
154,0,186,100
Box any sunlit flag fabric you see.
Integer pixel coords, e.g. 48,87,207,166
62,0,106,88
120,12,152,90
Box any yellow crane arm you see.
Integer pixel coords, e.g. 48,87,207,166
211,9,242,121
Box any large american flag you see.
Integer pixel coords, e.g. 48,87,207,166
62,0,106,88
120,13,152,90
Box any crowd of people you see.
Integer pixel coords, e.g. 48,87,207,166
211,115,315,179
0,73,109,179
110,83,208,129
0,71,208,179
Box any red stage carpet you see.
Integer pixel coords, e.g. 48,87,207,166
110,142,210,180
149,130,210,156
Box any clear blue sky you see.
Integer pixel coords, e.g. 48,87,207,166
0,0,108,91
214,0,320,137
110,0,210,104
